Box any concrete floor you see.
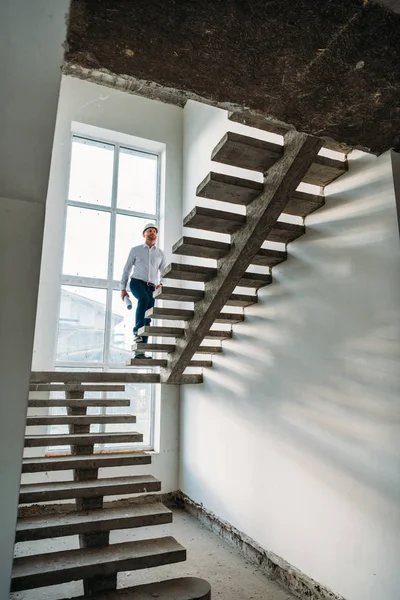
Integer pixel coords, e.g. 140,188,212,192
12,507,297,600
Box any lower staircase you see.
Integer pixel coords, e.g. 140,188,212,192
13,382,210,599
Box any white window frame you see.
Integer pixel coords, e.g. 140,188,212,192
53,132,161,451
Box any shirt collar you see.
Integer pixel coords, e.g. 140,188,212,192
143,242,156,249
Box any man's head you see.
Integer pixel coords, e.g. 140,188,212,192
143,223,158,246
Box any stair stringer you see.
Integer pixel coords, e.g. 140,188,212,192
161,130,324,384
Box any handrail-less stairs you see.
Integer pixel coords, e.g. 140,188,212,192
13,383,210,599
15,118,347,598
130,120,347,384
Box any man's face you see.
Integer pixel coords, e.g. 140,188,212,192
143,227,158,244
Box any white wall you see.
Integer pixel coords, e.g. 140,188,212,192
0,1,68,595
32,76,183,492
180,107,400,600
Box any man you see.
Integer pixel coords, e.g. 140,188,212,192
120,223,167,359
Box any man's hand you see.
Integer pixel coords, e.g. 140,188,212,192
156,284,162,290
121,290,128,301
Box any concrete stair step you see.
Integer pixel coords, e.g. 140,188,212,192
21,452,151,473
127,358,168,367
196,329,232,340
133,342,176,353
214,312,244,324
127,358,212,368
188,359,213,368
197,171,324,216
173,235,230,260
26,415,137,427
228,110,350,155
252,247,287,267
133,343,222,354
154,286,257,307
30,372,162,384
146,306,244,324
173,235,286,267
30,384,126,392
177,374,203,384
139,326,184,338
15,503,173,542
183,205,245,235
267,220,305,244
196,171,263,205
184,206,305,243
163,263,217,283
28,398,131,408
24,431,144,448
126,358,211,367
146,307,194,321
64,576,211,600
138,326,232,340
211,131,282,173
162,263,272,288
154,286,204,303
225,292,257,307
19,475,161,504
228,110,292,136
211,131,347,186
11,536,186,592
285,190,325,217
303,154,347,187
239,272,272,288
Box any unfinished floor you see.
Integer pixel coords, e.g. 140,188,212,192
12,506,296,600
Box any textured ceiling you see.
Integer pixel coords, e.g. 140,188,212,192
66,0,400,154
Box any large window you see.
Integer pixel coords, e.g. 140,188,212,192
54,135,160,448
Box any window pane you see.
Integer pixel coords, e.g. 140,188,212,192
113,214,150,281
56,286,107,363
102,382,154,448
63,206,110,279
109,290,135,364
117,148,157,214
68,137,114,206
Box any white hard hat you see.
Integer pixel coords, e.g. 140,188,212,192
143,223,158,234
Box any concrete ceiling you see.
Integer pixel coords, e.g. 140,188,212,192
65,0,400,154
378,0,400,13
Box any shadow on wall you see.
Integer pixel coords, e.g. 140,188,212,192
201,150,400,513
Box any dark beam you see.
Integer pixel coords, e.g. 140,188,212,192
161,131,323,383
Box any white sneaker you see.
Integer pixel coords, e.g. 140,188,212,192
134,335,143,343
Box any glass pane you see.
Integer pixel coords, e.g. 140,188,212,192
109,290,136,364
117,148,157,214
101,382,154,448
56,286,107,363
68,137,114,206
113,214,150,281
63,206,110,279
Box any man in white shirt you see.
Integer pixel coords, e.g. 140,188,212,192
120,223,167,359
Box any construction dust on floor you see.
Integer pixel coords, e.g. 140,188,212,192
12,506,296,600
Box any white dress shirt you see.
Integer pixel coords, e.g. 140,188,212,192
120,243,167,290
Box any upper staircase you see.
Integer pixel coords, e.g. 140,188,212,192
129,118,347,383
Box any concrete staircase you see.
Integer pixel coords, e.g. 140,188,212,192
129,119,347,383
13,384,210,599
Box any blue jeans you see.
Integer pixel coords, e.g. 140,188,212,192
129,278,155,344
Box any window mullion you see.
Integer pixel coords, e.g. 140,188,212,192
103,145,119,367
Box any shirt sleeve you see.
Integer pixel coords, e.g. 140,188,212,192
158,250,168,284
120,247,136,290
